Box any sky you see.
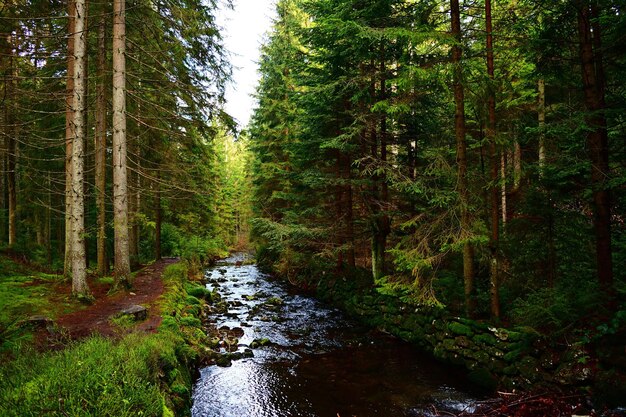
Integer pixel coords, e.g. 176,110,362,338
217,0,277,128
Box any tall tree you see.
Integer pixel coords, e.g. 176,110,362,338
70,0,89,296
451,0,475,316
576,0,613,293
485,0,500,319
112,0,131,287
94,14,107,276
64,0,76,278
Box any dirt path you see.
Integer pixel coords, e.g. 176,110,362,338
56,258,178,339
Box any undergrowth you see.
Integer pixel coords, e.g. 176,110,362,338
0,260,207,417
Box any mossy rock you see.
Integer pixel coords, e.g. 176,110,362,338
454,336,472,349
516,356,540,380
448,321,474,337
503,349,524,363
442,337,460,352
484,346,505,359
433,345,449,361
433,319,447,331
448,353,466,366
215,355,232,367
472,333,497,347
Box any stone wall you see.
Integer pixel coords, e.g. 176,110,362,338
318,278,595,391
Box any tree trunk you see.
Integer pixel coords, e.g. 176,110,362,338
372,43,390,281
451,0,475,317
64,0,76,279
95,15,108,276
335,149,344,270
576,1,613,293
113,0,131,286
486,0,500,320
155,175,162,261
344,152,355,268
6,32,17,247
70,0,90,297
538,78,546,175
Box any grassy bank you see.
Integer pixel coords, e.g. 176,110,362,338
0,258,211,416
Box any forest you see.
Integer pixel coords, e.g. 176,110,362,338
250,0,625,326
1,0,626,415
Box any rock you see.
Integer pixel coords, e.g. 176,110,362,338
472,333,497,346
448,322,473,337
265,297,283,306
250,338,271,349
216,355,232,367
119,305,148,321
21,315,54,328
231,327,245,337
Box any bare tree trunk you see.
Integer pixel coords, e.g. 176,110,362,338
64,0,76,278
95,15,108,276
155,173,162,260
486,0,500,320
501,152,506,225
0,29,6,245
70,0,90,297
577,1,613,293
538,78,546,175
372,44,390,281
128,141,139,268
6,32,17,247
344,153,355,268
451,0,475,317
113,0,131,286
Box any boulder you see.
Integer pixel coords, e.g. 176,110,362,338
120,305,148,321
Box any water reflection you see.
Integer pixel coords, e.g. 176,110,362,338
191,255,480,417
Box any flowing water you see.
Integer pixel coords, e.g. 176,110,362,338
191,254,482,417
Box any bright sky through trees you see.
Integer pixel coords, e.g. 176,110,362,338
218,0,276,127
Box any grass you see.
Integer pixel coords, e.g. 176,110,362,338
0,257,207,417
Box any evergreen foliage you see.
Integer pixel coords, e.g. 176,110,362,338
250,0,626,328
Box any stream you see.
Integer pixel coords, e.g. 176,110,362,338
191,254,483,417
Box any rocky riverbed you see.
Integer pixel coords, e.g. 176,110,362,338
191,254,483,417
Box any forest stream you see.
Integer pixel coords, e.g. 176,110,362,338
191,254,484,417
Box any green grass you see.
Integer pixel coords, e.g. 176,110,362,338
0,257,77,352
0,259,205,417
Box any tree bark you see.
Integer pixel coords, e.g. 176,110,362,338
451,0,475,317
538,78,546,175
6,32,17,247
95,15,107,276
113,0,131,286
576,1,613,293
64,0,75,279
155,173,162,261
486,0,500,320
70,0,90,297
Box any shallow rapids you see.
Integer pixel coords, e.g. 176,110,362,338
191,254,481,417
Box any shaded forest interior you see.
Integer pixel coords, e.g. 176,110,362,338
1,0,625,391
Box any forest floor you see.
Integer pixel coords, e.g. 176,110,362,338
52,258,178,340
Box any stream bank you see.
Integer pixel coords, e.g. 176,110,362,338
313,271,626,407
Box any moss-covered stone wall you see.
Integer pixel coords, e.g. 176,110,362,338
317,277,595,391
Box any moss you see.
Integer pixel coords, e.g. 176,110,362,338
185,295,201,305
472,333,497,346
448,321,474,337
179,316,202,328
503,349,524,363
